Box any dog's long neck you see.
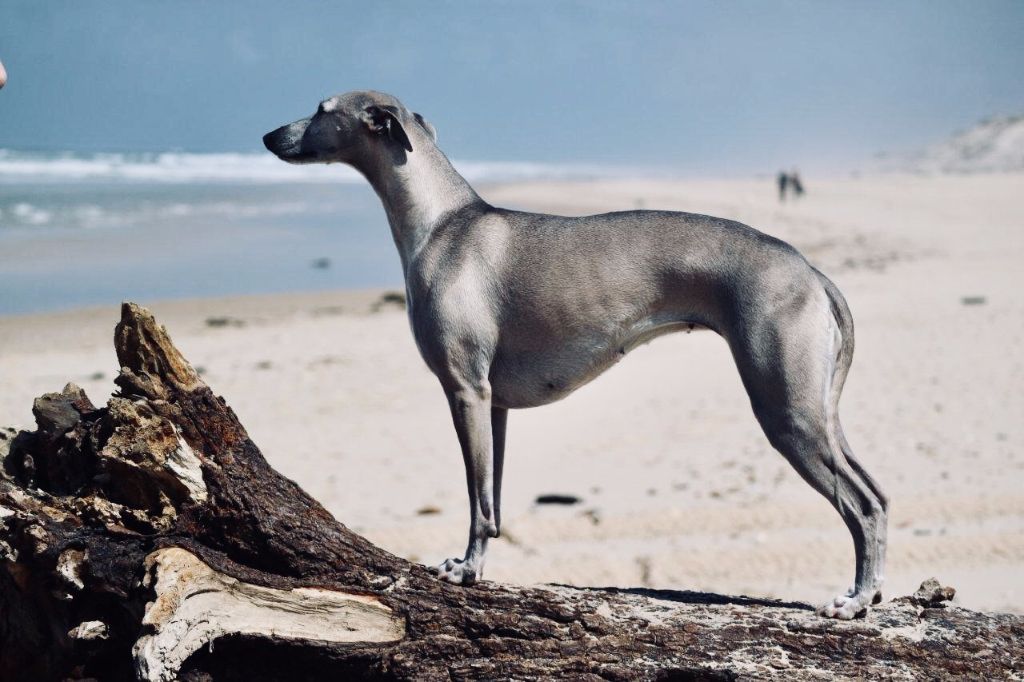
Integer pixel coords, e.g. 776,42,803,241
360,139,481,272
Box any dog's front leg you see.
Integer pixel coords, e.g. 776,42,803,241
436,383,497,585
492,406,508,537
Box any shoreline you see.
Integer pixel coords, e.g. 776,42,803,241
0,287,404,362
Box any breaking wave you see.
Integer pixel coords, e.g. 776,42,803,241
0,149,641,184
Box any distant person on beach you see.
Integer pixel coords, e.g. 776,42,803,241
790,169,805,198
0,59,8,89
777,170,806,202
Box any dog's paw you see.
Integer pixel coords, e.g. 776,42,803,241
817,593,870,619
435,557,478,585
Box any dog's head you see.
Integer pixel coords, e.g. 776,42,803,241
263,90,436,167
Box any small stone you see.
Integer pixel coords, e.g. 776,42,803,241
535,494,581,505
910,577,956,607
205,317,245,328
372,291,407,312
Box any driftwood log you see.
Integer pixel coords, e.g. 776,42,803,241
1,303,1021,681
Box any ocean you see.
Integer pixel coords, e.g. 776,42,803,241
0,150,630,315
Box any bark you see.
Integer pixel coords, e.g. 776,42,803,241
0,302,1021,681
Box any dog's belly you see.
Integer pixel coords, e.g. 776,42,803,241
489,344,621,409
488,318,697,409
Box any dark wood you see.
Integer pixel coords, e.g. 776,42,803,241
1,303,1021,681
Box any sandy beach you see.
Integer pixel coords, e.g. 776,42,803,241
1,174,1021,613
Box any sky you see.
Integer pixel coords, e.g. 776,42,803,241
1,1,1023,174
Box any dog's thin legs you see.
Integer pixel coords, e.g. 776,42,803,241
437,385,497,585
820,275,889,602
730,292,886,619
762,419,886,618
836,421,888,602
492,406,508,536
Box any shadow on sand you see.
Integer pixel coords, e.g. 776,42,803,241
557,585,815,611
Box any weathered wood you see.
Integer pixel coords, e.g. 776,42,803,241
1,302,1021,681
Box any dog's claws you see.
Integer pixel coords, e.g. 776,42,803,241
435,557,478,585
818,593,871,619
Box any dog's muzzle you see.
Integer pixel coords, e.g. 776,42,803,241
263,119,312,163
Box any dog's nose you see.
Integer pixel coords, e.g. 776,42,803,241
262,129,282,151
263,126,291,153
263,118,312,161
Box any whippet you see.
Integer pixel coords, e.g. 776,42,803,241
264,90,888,619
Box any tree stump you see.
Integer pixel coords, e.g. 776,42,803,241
1,303,1021,680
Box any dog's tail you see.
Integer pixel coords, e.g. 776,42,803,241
818,269,854,411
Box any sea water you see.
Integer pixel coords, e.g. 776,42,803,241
0,150,630,315
0,150,398,315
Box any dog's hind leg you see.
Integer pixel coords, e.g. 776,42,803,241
820,273,889,602
436,382,499,585
833,418,888,605
728,280,887,619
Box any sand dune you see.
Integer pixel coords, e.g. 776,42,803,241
1,173,1021,612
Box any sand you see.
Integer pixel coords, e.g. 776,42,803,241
2,173,1022,613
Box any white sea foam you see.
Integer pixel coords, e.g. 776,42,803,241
10,202,53,225
0,149,643,184
0,150,352,183
0,197,328,231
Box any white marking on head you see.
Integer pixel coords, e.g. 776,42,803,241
321,97,340,113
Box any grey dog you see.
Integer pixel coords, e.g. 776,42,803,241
264,90,888,619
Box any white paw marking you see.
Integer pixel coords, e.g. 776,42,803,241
435,557,478,585
818,593,870,619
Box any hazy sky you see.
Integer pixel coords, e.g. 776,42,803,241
1,1,1022,173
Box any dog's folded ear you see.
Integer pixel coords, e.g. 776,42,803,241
414,113,437,142
361,105,413,153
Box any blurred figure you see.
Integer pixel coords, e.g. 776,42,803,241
777,171,789,201
0,59,7,89
790,169,805,198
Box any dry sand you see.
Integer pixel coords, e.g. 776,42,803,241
2,174,1022,613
